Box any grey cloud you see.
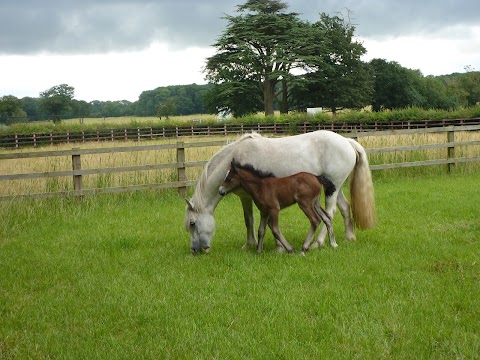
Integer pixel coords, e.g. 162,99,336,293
1,0,479,55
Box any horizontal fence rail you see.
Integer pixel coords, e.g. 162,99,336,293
1,118,480,149
1,125,479,200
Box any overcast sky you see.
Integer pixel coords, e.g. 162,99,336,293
1,0,479,102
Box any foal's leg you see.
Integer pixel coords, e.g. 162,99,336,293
240,196,257,249
298,201,321,254
268,212,295,253
337,190,356,241
257,213,268,253
313,201,336,248
314,190,339,248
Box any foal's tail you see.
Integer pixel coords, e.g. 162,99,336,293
347,139,377,229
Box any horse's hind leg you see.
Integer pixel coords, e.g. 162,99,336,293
337,190,356,241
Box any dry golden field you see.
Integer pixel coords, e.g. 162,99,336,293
1,130,479,197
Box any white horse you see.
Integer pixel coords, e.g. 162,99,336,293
184,131,376,254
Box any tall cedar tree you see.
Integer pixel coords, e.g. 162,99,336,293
292,12,373,114
204,0,324,116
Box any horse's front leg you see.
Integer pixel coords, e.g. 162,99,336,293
240,195,257,249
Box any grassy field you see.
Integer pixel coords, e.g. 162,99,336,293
1,173,479,358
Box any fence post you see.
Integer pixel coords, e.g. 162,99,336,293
72,148,83,196
176,142,187,197
447,130,455,173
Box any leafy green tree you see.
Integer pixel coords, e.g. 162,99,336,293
21,97,42,119
204,80,263,118
157,97,177,119
291,12,373,113
0,95,25,124
0,95,23,116
136,84,207,116
39,84,75,123
410,74,459,110
369,59,418,111
71,100,91,124
205,0,313,116
453,67,480,107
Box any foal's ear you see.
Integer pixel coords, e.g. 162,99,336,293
231,158,238,172
185,198,195,211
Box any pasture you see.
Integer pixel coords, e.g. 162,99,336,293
1,173,479,358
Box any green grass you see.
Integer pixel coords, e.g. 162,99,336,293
1,174,479,358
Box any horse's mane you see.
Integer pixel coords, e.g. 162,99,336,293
190,132,263,211
233,160,276,179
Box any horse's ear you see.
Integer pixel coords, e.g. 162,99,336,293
185,198,195,211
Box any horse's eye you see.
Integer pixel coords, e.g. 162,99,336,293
190,221,195,227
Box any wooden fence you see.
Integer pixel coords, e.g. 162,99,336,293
1,125,479,200
2,118,480,149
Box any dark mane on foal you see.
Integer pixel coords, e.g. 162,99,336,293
233,160,276,178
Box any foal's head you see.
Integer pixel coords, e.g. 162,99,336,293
219,159,275,196
218,159,242,196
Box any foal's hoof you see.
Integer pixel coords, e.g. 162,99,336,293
242,242,257,251
275,246,286,254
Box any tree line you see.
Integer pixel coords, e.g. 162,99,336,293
1,0,479,124
0,83,211,124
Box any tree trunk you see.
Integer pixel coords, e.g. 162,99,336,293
263,78,276,116
280,78,288,114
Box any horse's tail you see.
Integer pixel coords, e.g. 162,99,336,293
347,138,377,229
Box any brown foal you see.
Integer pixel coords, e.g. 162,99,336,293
219,159,336,253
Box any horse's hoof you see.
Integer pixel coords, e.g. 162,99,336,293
345,233,356,241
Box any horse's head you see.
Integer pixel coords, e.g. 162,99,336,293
184,199,215,254
218,159,241,196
